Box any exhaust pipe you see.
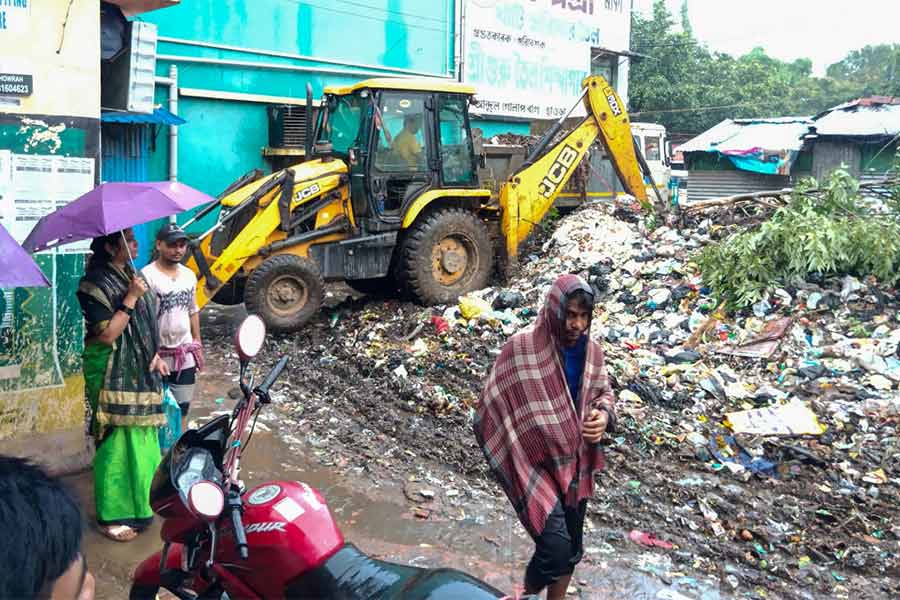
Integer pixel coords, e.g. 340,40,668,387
305,83,314,161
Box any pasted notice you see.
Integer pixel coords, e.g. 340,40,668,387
10,153,94,252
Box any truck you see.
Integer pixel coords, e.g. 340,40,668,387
183,76,659,332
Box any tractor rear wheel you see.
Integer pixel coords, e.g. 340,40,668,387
244,255,324,333
399,208,492,305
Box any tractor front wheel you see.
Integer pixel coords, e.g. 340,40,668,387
244,255,324,333
399,208,493,305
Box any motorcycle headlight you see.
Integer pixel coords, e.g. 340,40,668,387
187,480,224,521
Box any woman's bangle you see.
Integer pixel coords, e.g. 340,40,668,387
116,303,134,317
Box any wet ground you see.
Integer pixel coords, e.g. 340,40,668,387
75,303,724,599
66,205,900,599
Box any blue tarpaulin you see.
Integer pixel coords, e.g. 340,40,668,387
101,107,186,125
727,151,797,175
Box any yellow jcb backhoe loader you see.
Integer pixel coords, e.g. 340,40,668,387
183,76,661,332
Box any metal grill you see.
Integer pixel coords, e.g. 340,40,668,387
684,170,791,202
269,104,309,148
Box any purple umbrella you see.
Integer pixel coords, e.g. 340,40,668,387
22,181,215,253
0,222,50,288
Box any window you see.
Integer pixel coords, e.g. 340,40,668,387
644,136,661,162
590,52,619,87
317,92,366,155
437,94,476,186
372,92,427,172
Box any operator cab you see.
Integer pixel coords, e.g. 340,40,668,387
314,79,479,231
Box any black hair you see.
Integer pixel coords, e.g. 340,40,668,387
87,231,122,270
566,289,594,311
0,455,84,598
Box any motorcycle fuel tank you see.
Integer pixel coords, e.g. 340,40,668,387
211,480,344,597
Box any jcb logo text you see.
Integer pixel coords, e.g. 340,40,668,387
604,87,622,117
538,145,580,199
294,183,321,202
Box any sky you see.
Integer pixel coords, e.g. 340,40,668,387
631,0,900,76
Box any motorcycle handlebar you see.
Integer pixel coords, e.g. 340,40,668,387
232,506,249,560
254,356,289,402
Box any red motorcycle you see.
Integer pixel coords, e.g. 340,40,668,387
130,315,510,599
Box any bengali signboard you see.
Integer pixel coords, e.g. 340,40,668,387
463,0,630,119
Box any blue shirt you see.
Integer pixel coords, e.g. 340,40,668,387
561,336,587,408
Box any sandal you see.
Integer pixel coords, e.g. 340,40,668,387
100,524,138,542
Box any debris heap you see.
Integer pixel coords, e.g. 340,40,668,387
224,202,899,599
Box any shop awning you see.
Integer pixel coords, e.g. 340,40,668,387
101,107,186,125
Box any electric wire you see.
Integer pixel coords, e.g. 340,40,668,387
285,0,448,33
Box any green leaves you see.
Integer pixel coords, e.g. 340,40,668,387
696,169,900,309
630,3,899,133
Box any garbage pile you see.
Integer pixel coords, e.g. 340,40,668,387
245,202,898,599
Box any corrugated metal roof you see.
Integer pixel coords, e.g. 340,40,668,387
812,102,900,137
676,117,811,154
100,107,186,125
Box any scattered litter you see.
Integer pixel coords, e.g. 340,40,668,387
628,529,674,549
206,201,900,599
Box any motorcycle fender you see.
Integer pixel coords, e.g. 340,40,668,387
133,544,184,586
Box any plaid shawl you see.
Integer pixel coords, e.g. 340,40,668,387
474,274,616,537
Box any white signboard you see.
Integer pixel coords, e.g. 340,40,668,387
463,0,630,120
0,0,31,35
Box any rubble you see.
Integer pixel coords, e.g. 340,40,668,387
206,201,900,599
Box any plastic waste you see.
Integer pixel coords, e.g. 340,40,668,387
158,385,182,452
840,275,863,301
807,291,823,309
752,298,773,318
459,296,492,320
492,290,525,310
431,316,449,334
628,529,674,549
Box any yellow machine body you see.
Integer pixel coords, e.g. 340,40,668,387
185,75,653,332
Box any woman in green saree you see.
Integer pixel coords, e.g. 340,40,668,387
77,228,170,542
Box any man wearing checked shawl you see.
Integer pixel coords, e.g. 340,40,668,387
475,274,616,599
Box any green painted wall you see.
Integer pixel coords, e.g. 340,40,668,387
141,0,453,77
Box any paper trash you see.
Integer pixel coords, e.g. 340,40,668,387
725,401,826,436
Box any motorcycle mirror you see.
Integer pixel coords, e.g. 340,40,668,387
235,315,266,361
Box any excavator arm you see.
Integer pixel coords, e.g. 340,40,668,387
499,75,656,263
